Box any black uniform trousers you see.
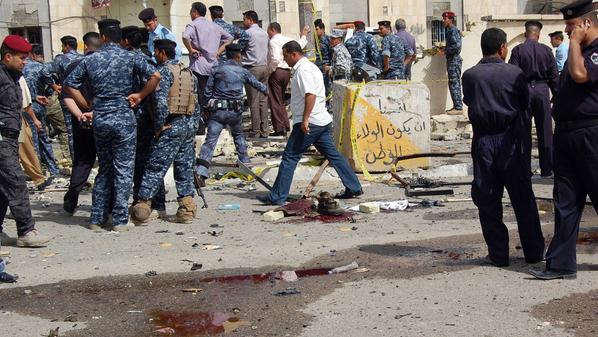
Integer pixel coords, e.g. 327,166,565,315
546,124,598,272
0,136,35,236
528,82,553,176
64,116,96,212
471,126,545,265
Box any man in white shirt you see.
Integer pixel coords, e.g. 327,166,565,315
257,41,363,205
266,22,309,136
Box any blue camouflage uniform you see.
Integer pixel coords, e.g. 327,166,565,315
130,49,166,212
64,42,156,227
315,34,333,100
195,59,268,178
345,30,380,68
53,50,83,158
380,34,413,79
213,18,250,61
444,25,463,110
22,58,60,176
137,60,199,201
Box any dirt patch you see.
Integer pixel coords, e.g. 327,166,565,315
532,289,598,337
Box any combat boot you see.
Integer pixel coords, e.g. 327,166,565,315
175,196,197,224
132,199,152,222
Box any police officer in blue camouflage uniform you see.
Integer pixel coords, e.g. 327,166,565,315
378,20,413,80
314,19,333,98
195,43,268,185
64,19,161,232
345,20,380,70
441,11,464,114
53,35,82,158
23,44,60,177
121,26,167,221
208,5,250,61
132,39,200,224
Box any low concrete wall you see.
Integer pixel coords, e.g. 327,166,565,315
331,80,431,173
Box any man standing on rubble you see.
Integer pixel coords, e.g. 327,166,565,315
257,41,363,205
462,27,544,267
195,43,268,186
440,11,464,115
132,39,200,224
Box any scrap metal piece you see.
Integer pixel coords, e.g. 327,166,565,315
236,159,273,191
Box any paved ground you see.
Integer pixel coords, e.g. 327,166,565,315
0,147,597,337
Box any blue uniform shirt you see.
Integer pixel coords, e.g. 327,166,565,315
509,39,559,94
53,50,82,84
64,42,157,119
553,38,598,122
345,30,380,68
23,58,54,98
205,59,267,100
462,57,530,135
555,42,569,73
148,23,182,61
444,25,462,57
213,18,250,59
315,34,333,68
381,34,413,78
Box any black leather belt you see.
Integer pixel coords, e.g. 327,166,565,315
0,128,19,140
555,117,598,133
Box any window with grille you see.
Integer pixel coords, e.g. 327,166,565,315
279,1,286,13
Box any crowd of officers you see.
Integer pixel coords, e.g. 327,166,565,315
0,0,597,283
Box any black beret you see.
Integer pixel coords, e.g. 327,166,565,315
225,43,243,52
121,26,140,38
97,19,120,31
138,7,156,21
377,20,391,27
560,0,595,20
209,5,223,12
548,31,564,37
525,20,543,30
154,39,176,51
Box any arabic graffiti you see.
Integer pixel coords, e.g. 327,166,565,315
356,117,427,143
364,143,404,166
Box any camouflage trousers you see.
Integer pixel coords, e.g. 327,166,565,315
446,55,463,110
133,114,166,211
90,114,136,226
138,116,196,202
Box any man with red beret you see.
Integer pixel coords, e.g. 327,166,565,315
0,35,52,283
440,11,464,114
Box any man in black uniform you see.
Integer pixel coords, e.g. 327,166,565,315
462,28,545,267
62,32,101,215
531,0,598,280
509,20,559,177
0,35,51,254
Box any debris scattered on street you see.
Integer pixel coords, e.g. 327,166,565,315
145,271,158,277
329,261,359,274
181,288,203,293
263,210,284,222
190,263,203,271
272,287,301,296
217,203,240,211
359,202,380,214
202,244,222,250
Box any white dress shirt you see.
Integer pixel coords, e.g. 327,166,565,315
268,33,308,72
290,57,331,126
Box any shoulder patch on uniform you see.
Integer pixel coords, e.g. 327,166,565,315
592,52,598,65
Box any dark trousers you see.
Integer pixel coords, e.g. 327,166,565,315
546,125,598,272
265,123,362,204
245,65,270,137
268,68,291,133
64,116,96,211
471,128,545,265
528,82,553,176
0,138,35,236
193,72,210,135
133,115,166,211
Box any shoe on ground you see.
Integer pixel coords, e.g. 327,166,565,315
0,272,18,283
529,268,577,280
112,223,133,232
88,224,105,231
446,108,464,115
270,131,287,137
132,200,152,222
63,198,76,215
17,229,50,247
0,232,17,246
483,255,509,267
334,189,364,199
257,194,285,206
175,196,197,224
37,176,54,191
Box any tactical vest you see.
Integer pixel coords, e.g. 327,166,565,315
167,63,196,116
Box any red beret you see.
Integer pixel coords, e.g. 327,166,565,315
2,35,32,53
354,20,365,26
442,11,456,19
